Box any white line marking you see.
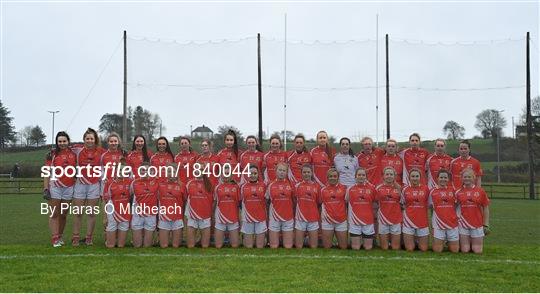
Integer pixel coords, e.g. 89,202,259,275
0,253,538,265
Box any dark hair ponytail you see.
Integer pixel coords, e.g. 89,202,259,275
83,128,100,146
339,137,354,157
156,136,174,160
179,136,193,152
294,134,307,153
225,130,239,160
132,135,150,162
246,135,263,152
202,175,213,193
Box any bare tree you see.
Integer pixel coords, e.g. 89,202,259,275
443,121,466,140
475,109,507,140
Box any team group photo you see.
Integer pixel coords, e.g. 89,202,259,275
0,0,538,293
43,128,491,255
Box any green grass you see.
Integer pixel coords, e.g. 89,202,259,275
481,161,523,171
0,195,539,292
0,149,47,166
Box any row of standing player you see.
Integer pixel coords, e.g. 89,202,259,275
44,128,486,251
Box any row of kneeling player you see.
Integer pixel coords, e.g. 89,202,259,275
103,162,490,253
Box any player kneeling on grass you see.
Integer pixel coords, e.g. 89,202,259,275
131,162,159,248
293,164,321,249
429,169,459,253
320,168,348,249
185,172,214,248
347,168,377,250
158,164,186,248
240,165,268,248
267,162,295,249
104,164,132,248
401,168,430,252
214,164,241,248
376,167,402,250
456,168,490,254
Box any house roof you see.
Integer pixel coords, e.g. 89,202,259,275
192,125,213,133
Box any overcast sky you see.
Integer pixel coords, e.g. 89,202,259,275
2,1,539,147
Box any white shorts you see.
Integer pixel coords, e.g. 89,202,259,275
187,216,211,229
402,226,430,237
433,227,459,242
459,226,485,238
158,219,184,231
215,222,239,232
268,218,294,232
131,214,157,231
294,220,320,232
378,221,401,235
106,213,130,232
73,181,101,200
50,186,74,201
321,220,348,232
241,221,267,235
349,223,375,236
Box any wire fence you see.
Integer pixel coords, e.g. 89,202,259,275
64,32,538,142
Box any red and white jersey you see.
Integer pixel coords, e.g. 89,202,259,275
158,181,186,221
239,150,264,184
100,149,125,198
294,181,321,222
376,184,402,225
287,150,312,185
126,150,153,178
214,182,240,224
456,185,490,229
185,179,214,220
240,181,267,222
320,183,347,224
401,185,430,229
100,149,124,180
76,146,105,185
151,152,174,167
216,147,240,166
378,154,403,185
450,156,483,189
263,150,288,184
266,179,294,221
347,182,376,226
130,178,159,216
430,186,458,230
107,178,133,222
217,147,241,182
310,146,334,186
357,148,385,185
426,153,453,189
46,148,77,188
399,147,430,186
150,152,174,181
195,153,220,186
174,150,199,184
